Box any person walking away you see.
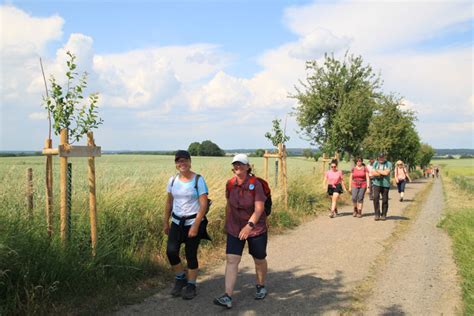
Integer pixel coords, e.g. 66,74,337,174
349,157,370,217
371,153,392,221
163,150,210,300
323,159,348,218
214,154,268,309
366,158,375,200
435,167,439,178
395,160,411,202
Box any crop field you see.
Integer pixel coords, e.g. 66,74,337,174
1,154,336,314
437,158,474,315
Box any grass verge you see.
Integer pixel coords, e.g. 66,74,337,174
439,173,474,316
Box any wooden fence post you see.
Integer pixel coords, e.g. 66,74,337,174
45,138,53,237
282,144,288,209
26,168,33,216
264,151,268,181
88,132,98,256
60,128,69,243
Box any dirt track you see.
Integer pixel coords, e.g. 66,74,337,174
116,178,461,315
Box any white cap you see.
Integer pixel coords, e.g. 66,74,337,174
232,153,249,165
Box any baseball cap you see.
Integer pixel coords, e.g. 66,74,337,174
378,152,386,158
175,150,191,162
232,153,249,165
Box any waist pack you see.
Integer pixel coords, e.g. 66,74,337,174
227,175,272,216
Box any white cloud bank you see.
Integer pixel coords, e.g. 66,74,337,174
1,1,473,150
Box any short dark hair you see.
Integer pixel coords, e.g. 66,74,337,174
330,159,338,166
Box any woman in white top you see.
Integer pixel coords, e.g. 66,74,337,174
163,150,210,300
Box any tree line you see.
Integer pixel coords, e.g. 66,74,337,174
292,52,435,168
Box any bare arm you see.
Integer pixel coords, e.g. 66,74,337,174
163,193,173,235
188,194,208,237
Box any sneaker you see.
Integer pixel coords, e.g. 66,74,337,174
380,215,386,221
374,216,380,221
171,278,187,297
182,283,196,300
353,207,358,217
255,285,268,300
401,197,404,202
214,294,232,309
329,212,335,218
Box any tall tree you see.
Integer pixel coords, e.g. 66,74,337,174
363,95,420,166
187,142,201,156
199,140,225,156
293,52,380,156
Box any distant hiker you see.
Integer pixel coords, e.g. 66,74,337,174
366,158,376,200
371,153,392,221
163,150,211,300
395,160,411,202
349,157,370,217
214,154,268,309
435,167,439,178
323,159,348,218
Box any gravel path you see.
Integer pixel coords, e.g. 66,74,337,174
116,178,461,315
365,177,462,315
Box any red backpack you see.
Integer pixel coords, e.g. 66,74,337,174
226,175,273,216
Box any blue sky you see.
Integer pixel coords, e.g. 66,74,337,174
1,0,473,150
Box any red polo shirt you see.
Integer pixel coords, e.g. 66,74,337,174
225,175,267,238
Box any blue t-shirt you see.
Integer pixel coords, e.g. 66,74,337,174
166,174,208,226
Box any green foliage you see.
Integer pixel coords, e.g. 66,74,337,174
293,52,380,156
265,119,290,147
187,140,224,157
362,94,420,166
43,51,103,143
187,142,201,156
302,148,313,159
253,149,265,157
416,143,436,168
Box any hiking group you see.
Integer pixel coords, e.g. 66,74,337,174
323,153,412,221
162,150,412,309
163,150,269,309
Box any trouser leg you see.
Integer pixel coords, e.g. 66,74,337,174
381,187,389,216
373,185,381,217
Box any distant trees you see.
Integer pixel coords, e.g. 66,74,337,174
416,143,436,168
187,140,225,157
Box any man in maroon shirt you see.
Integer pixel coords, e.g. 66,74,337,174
214,154,268,309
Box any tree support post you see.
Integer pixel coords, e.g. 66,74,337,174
26,168,33,216
88,132,98,256
44,138,53,237
60,128,69,243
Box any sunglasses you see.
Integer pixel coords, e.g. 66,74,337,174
331,165,337,168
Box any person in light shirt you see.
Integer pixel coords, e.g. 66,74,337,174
323,159,348,218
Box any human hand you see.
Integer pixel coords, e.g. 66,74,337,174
188,224,199,238
163,222,170,235
238,225,253,240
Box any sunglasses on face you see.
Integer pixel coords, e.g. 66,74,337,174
331,165,337,168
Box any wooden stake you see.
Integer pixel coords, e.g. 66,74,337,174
26,168,33,216
263,150,268,181
60,129,69,243
282,144,288,209
278,143,283,189
87,132,98,256
45,138,53,237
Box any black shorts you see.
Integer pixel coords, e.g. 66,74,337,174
226,232,268,260
327,184,343,196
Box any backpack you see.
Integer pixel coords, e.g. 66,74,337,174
171,174,212,214
226,175,272,216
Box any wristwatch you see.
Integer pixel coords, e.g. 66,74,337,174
247,221,255,229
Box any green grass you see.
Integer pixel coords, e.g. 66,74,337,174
438,158,474,315
0,155,331,314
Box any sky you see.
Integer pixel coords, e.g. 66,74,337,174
1,0,473,151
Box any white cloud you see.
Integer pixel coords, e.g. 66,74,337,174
284,0,473,53
288,28,351,60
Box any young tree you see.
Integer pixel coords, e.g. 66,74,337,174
292,52,380,157
265,119,290,147
43,51,103,143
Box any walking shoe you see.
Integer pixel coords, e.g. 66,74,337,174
214,294,232,309
329,212,335,218
171,278,187,297
380,215,386,221
255,285,268,300
353,207,358,217
401,197,404,202
181,283,196,300
357,210,362,218
374,216,380,221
